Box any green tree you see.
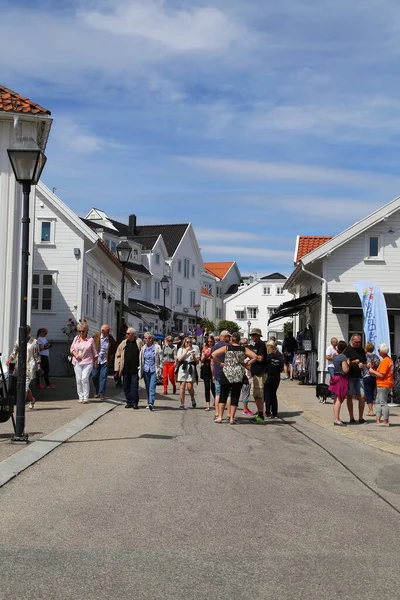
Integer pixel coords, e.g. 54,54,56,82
217,320,240,334
283,321,293,337
200,318,216,334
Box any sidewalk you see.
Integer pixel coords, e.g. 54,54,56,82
279,380,400,456
0,376,124,462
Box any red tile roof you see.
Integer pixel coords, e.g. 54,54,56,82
201,287,213,297
0,85,51,115
204,262,234,280
296,236,332,262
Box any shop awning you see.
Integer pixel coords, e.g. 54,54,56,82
235,305,245,311
329,292,400,314
268,293,318,324
115,300,141,318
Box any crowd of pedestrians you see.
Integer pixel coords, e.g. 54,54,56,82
326,334,394,427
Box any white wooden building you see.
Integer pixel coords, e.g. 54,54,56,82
279,198,400,382
0,85,52,367
203,262,242,325
225,273,292,339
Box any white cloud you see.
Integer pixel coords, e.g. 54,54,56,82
79,1,245,53
176,157,400,189
53,121,128,154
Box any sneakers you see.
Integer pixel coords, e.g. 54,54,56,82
242,408,253,415
46,384,55,389
94,394,99,399
148,404,154,411
38,384,45,389
99,394,105,400
28,400,36,409
191,399,196,408
179,404,185,410
250,414,265,424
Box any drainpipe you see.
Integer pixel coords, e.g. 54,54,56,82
301,263,327,384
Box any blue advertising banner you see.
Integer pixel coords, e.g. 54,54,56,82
353,281,390,354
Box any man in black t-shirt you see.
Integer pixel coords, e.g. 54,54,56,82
114,328,143,409
247,328,267,423
344,334,366,424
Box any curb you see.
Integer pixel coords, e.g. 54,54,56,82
0,396,124,488
281,389,400,457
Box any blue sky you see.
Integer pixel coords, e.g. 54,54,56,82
2,0,400,275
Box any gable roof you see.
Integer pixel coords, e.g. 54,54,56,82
301,195,400,266
0,85,51,115
295,236,333,263
204,262,235,280
97,239,136,284
260,272,287,280
201,287,213,297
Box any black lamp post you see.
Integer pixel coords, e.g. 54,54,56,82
160,275,169,336
7,137,47,442
116,240,132,342
193,302,201,334
247,319,251,338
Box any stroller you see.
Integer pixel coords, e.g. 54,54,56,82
0,354,16,431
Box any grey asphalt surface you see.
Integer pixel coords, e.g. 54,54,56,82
1,387,400,600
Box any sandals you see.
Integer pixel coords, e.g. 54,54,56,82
205,407,211,411
214,418,222,424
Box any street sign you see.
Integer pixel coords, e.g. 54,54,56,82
196,328,202,336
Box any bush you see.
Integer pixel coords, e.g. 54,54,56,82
200,318,216,334
217,320,240,334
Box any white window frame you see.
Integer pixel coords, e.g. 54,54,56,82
248,307,257,319
192,264,195,277
32,272,55,312
216,307,222,319
190,290,196,307
133,248,139,261
85,277,97,319
267,306,277,317
36,217,56,246
365,234,384,261
176,286,182,305
276,286,284,295
216,286,222,298
263,286,271,295
154,280,160,300
235,310,245,319
184,258,190,279
178,260,182,273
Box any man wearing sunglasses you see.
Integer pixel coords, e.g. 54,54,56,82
114,328,144,408
344,334,367,424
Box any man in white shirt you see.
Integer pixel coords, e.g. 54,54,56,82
326,337,338,380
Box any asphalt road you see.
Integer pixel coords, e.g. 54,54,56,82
1,391,400,600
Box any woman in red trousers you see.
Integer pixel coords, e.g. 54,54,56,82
162,336,177,394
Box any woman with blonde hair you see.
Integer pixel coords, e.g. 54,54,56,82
139,333,162,410
70,322,97,403
176,337,200,409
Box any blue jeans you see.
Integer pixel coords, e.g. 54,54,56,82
363,376,376,405
92,362,109,395
123,373,139,406
143,370,157,406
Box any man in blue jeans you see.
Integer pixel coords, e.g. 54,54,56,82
92,324,117,399
114,328,143,408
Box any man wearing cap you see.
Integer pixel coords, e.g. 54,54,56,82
211,330,232,416
248,328,268,424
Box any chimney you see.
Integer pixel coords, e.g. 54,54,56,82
129,214,137,236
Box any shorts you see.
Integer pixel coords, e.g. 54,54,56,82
214,379,221,397
251,374,267,399
348,377,364,398
284,353,294,365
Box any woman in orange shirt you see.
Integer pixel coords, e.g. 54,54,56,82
369,343,393,426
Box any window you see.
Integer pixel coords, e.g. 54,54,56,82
203,282,212,293
248,307,257,319
165,284,170,297
110,241,116,254
216,308,222,319
85,277,97,319
267,307,277,317
276,286,284,295
41,221,51,242
155,253,160,265
202,301,207,317
184,259,190,279
133,248,139,260
263,286,271,295
176,286,182,305
154,280,160,300
191,264,195,277
366,234,383,260
178,260,182,273
235,310,245,319
190,290,196,307
216,286,222,298
348,314,364,345
32,273,53,311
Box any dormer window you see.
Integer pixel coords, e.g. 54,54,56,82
366,234,384,261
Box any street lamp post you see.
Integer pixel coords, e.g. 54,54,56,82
193,303,201,334
160,275,169,336
247,319,252,338
7,138,47,442
116,240,132,342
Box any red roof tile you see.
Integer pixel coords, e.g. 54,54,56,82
296,236,332,262
0,85,51,115
204,262,234,279
201,287,213,297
